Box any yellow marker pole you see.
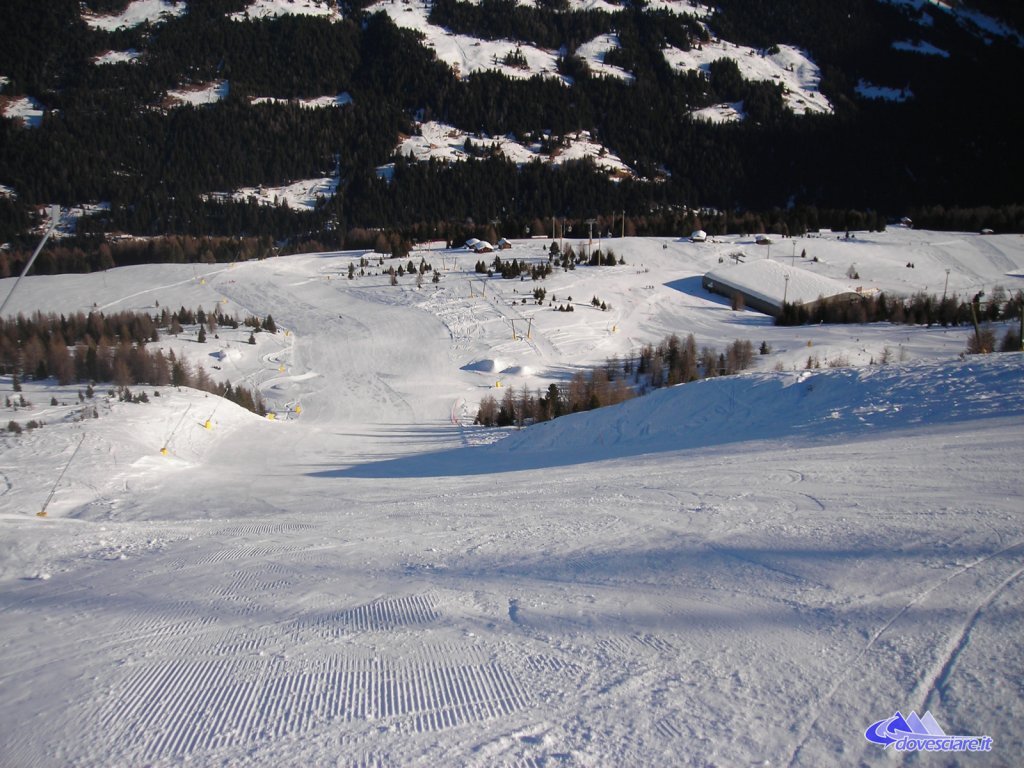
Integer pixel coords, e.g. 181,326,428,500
267,412,276,420
204,419,212,430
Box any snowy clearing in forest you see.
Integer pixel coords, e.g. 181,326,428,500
81,0,186,31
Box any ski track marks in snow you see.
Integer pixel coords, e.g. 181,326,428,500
917,548,1024,714
3,568,534,764
293,593,441,637
419,279,561,367
88,653,530,762
787,538,1024,767
97,266,232,311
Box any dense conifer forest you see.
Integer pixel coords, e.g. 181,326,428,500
1,0,1022,272
0,306,268,413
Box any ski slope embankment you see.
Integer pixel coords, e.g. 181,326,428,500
332,354,1024,477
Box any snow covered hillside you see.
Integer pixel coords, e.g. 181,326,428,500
1,231,1022,766
367,0,830,115
81,0,186,32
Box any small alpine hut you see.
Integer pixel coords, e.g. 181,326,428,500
498,237,514,250
690,230,707,243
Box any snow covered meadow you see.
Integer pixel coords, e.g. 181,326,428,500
1,230,1022,766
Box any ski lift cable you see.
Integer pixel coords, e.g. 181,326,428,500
39,433,86,517
0,206,60,319
162,404,192,453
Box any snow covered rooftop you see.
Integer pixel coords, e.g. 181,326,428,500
704,258,859,311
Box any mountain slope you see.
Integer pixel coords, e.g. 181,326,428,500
1,0,1022,247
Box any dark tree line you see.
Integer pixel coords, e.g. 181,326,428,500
0,235,279,277
7,197,1024,279
475,367,635,428
475,332,757,427
633,334,756,390
429,0,619,51
0,308,266,414
777,288,1023,327
429,0,707,58
1,0,1022,256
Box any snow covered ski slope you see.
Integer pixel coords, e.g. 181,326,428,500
1,230,1023,766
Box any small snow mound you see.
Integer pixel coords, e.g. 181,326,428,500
210,348,243,362
501,365,532,376
462,359,505,373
